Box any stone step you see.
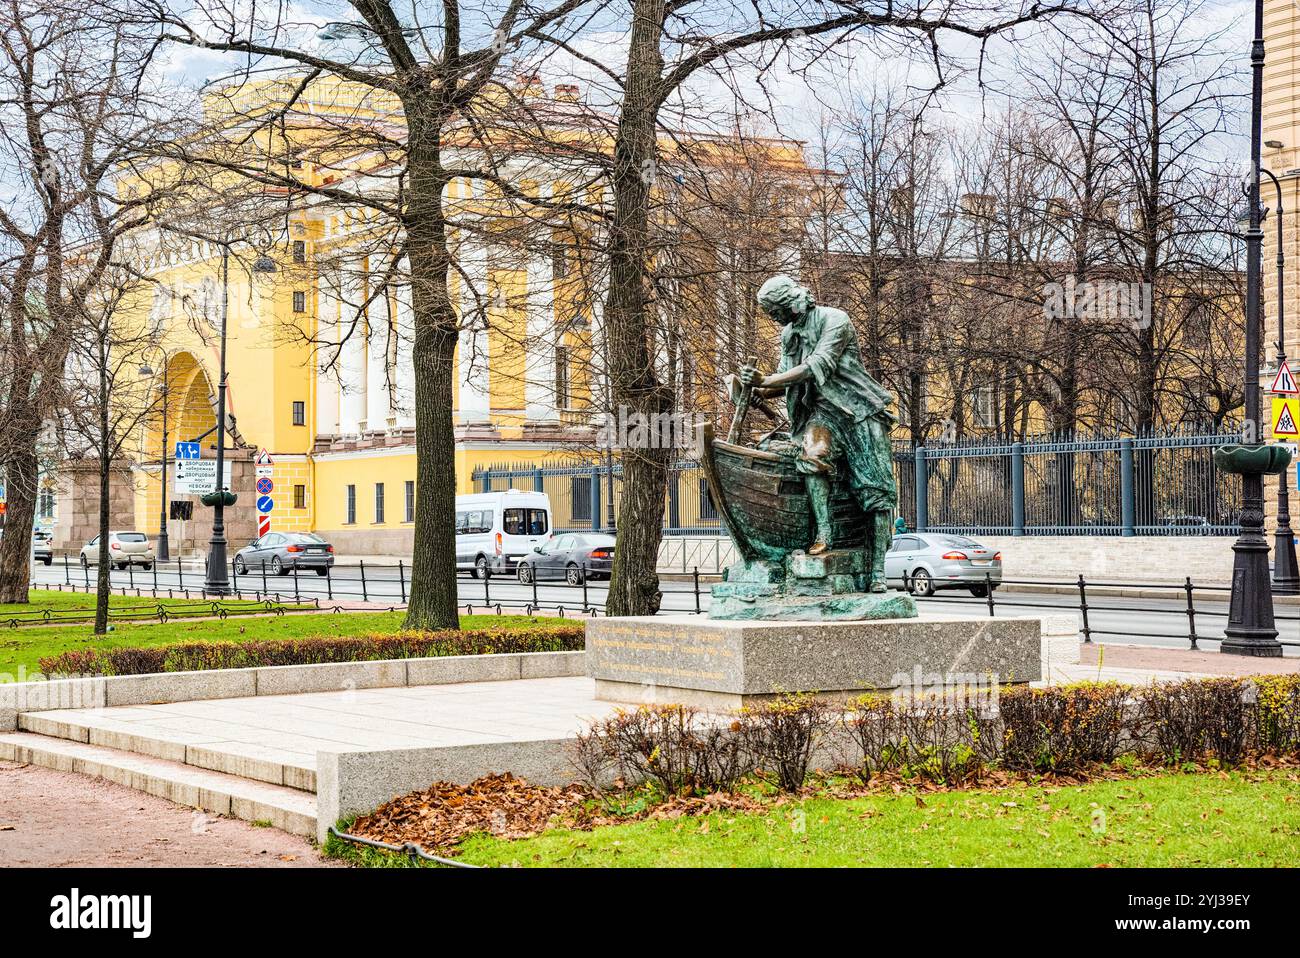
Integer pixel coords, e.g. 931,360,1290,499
0,731,317,838
16,710,316,793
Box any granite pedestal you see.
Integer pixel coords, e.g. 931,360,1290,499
587,612,1047,708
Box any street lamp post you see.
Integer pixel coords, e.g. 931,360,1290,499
1220,0,1283,656
203,247,276,595
1261,168,1300,594
138,351,170,563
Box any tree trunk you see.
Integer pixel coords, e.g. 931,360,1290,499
604,0,670,617
402,119,460,632
0,443,39,604
94,363,111,635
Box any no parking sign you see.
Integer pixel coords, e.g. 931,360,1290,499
256,477,273,495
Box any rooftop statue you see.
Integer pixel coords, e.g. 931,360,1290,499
699,275,918,621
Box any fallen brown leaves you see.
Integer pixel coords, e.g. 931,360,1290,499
348,773,592,854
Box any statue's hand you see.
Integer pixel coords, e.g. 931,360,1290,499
738,364,764,388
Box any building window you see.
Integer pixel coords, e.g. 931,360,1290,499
404,480,415,522
571,476,592,522
552,244,569,279
293,484,306,510
555,345,570,408
972,386,995,428
374,482,385,523
698,479,718,521
345,484,356,524
292,290,306,313
38,489,54,519
292,400,305,426
292,240,306,263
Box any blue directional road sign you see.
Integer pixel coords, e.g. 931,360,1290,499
175,441,200,460
256,495,274,514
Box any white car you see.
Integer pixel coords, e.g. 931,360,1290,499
454,490,552,578
79,531,155,570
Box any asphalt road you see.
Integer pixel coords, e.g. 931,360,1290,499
28,560,1300,653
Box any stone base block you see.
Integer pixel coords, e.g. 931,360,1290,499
587,613,1044,707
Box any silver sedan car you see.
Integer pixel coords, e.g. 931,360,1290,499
234,531,335,576
884,533,1002,597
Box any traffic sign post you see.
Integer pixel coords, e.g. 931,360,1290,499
1273,396,1300,439
1270,360,1298,396
173,459,232,495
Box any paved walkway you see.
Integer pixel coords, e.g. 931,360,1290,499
0,760,333,867
27,677,626,782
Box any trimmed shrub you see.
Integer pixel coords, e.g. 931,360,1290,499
1000,683,1128,774
1252,675,1300,755
573,705,752,796
843,690,998,785
39,626,585,676
1136,677,1254,767
740,693,833,792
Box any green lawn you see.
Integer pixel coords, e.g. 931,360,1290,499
435,769,1300,868
0,607,569,679
0,590,276,616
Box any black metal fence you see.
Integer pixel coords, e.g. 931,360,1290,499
29,560,1299,652
475,424,1246,537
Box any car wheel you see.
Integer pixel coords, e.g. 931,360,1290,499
271,556,285,576
517,563,533,584
968,583,988,598
566,563,584,586
475,555,490,579
42,557,52,566
315,567,329,577
142,562,153,572
911,569,934,598
234,556,247,575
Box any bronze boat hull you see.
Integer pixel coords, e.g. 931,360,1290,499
698,422,869,562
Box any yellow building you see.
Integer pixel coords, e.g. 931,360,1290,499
50,76,808,556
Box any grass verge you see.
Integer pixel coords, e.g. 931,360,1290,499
327,767,1300,868
0,610,573,678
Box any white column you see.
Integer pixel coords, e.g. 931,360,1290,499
393,272,415,428
365,284,391,429
338,262,367,434
316,286,341,435
458,241,491,424
524,246,559,422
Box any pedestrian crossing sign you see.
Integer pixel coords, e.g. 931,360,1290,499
1270,360,1298,395
1273,396,1300,438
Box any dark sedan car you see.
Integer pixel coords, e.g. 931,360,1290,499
517,533,615,585
234,531,335,576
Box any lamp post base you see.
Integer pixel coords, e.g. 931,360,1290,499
1272,530,1300,596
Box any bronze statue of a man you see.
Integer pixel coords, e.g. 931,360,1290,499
738,275,897,592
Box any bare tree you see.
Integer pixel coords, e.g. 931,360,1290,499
0,3,178,603
135,0,610,630
595,0,1093,615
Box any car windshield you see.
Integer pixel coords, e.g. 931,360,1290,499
116,533,147,542
289,533,325,543
584,535,616,548
938,536,980,548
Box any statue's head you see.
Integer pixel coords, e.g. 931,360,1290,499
756,275,813,326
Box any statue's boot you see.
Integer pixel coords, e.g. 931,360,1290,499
806,476,833,555
868,512,891,592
